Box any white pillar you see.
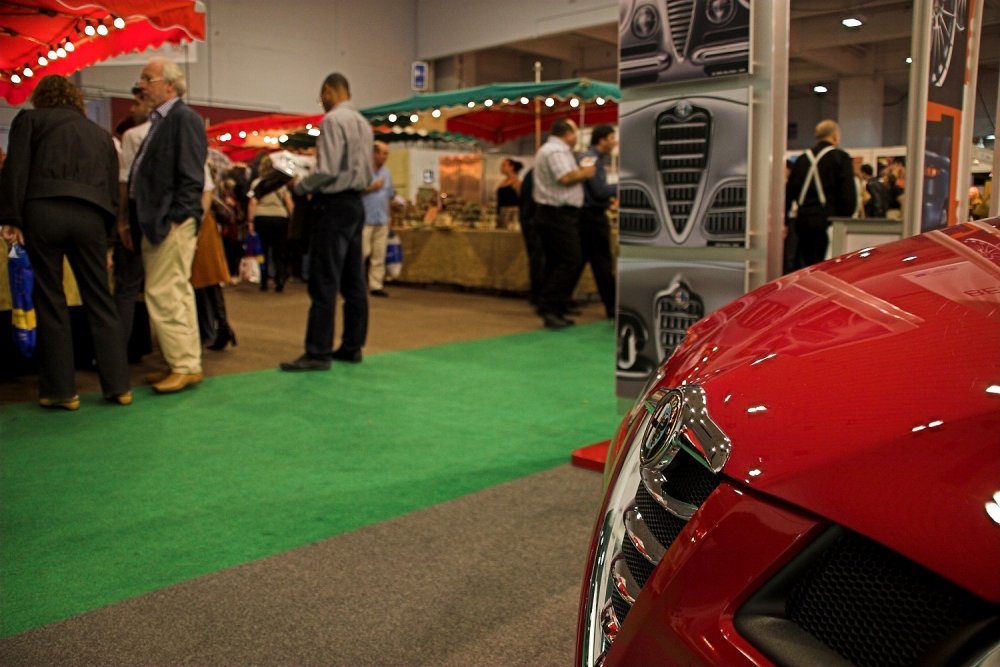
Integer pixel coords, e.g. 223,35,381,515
837,75,884,148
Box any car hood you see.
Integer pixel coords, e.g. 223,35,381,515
659,220,1000,601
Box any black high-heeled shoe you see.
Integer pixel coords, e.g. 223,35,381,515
208,324,237,351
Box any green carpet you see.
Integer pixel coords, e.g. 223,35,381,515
0,323,617,639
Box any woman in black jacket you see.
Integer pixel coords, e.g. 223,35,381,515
0,75,131,410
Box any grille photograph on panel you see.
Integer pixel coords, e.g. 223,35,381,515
619,0,751,88
618,89,749,248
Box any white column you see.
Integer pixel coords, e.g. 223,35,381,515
837,75,884,148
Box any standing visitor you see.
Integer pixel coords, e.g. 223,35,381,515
531,119,596,329
579,125,618,320
785,119,856,267
0,75,130,409
127,57,208,394
280,73,374,371
248,156,294,293
361,141,394,297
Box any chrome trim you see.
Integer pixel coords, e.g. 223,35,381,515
611,555,641,605
692,41,750,64
619,54,670,72
600,600,621,642
641,468,697,520
624,505,667,563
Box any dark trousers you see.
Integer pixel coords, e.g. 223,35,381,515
794,206,830,268
256,216,289,287
578,207,616,317
113,209,145,346
23,198,129,399
304,191,368,359
195,284,230,342
535,204,583,316
519,217,546,304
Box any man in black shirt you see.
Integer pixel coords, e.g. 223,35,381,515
860,163,889,218
785,120,857,267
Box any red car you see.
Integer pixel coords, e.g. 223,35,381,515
578,219,1000,666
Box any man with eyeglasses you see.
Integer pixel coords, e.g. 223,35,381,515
126,57,207,393
280,73,374,371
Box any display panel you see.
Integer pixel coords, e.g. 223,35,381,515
616,258,745,399
619,0,751,89
618,88,750,248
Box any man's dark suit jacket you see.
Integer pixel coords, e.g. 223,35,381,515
0,105,118,230
131,98,207,245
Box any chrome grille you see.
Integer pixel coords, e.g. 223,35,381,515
657,107,710,237
704,182,746,237
666,0,694,57
603,448,722,630
619,187,659,237
656,283,704,361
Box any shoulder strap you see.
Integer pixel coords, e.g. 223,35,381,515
797,145,836,207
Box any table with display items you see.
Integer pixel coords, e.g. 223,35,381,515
394,226,614,295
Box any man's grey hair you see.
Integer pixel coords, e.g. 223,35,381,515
150,58,187,96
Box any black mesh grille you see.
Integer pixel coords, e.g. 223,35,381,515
619,211,659,236
610,585,632,629
704,184,746,237
786,531,993,667
635,481,688,549
657,107,709,236
621,534,656,589
620,187,654,209
662,452,721,505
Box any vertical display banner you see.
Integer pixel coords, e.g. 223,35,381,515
906,0,984,235
614,1,788,404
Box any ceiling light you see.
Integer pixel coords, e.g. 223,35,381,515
484,99,493,107
467,101,475,108
23,67,33,78
520,96,529,104
987,134,996,141
813,84,828,94
842,17,863,28
11,73,21,84
388,113,397,123
279,134,288,143
84,22,96,36
501,98,509,104
308,128,321,136
544,97,555,107
113,16,126,29
97,22,109,36
905,56,913,64
64,40,74,52
409,113,419,123
596,97,605,105
56,47,66,58
305,123,312,129
48,48,58,60
431,108,441,118
37,54,48,67
569,98,580,108
238,131,247,138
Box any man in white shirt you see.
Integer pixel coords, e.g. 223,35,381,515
531,119,596,329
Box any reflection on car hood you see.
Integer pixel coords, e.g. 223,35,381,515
659,219,1000,601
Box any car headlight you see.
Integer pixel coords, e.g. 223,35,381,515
631,4,659,39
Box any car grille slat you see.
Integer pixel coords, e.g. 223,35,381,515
618,187,659,237
656,287,705,362
704,183,747,238
657,108,709,237
666,0,694,57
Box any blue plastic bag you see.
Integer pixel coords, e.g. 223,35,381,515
386,232,403,279
243,231,264,265
7,242,36,358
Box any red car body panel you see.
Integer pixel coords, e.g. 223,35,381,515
604,485,823,666
581,219,1000,665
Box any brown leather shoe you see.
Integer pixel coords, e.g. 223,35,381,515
105,391,133,406
39,395,81,411
145,371,170,384
152,372,204,394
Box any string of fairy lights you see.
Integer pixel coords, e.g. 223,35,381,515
212,96,609,147
1,13,129,86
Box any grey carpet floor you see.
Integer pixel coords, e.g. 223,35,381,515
0,465,603,667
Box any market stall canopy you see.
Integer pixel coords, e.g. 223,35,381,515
0,0,205,105
359,78,620,144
